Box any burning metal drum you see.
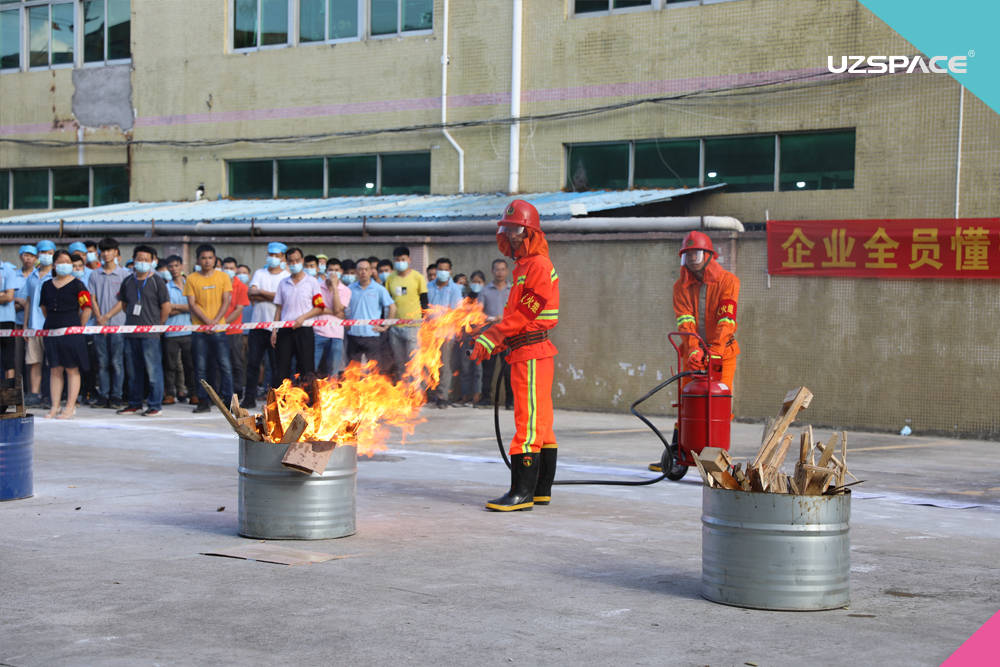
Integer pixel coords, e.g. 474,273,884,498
238,437,357,540
0,415,33,502
701,485,850,610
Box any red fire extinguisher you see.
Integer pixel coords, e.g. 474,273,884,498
669,332,732,467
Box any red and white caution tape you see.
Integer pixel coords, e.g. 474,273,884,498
0,318,424,338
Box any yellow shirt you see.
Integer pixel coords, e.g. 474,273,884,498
385,270,428,320
182,269,233,324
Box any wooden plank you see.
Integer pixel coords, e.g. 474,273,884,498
265,389,283,443
732,466,751,491
697,447,733,474
200,379,260,441
839,431,847,487
748,465,766,492
767,433,795,470
691,454,714,487
282,440,336,475
710,469,741,490
231,394,249,419
802,464,837,494
815,432,839,467
752,387,814,467
788,476,801,495
280,414,309,444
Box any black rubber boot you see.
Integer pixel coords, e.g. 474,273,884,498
533,447,557,505
486,452,540,511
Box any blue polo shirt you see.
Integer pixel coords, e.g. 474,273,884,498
427,279,463,309
27,269,53,330
164,279,192,338
0,264,23,322
345,281,393,338
13,269,33,326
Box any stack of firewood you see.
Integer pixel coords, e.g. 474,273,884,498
693,386,857,496
200,380,350,475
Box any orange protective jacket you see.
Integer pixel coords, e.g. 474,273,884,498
476,229,559,364
674,259,740,361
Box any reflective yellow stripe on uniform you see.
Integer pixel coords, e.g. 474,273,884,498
476,335,495,352
536,309,558,321
718,317,736,326
550,268,558,282
525,359,537,453
676,314,696,327
516,275,526,285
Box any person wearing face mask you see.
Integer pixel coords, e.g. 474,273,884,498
100,245,170,416
184,244,234,413
0,248,20,395
88,237,131,409
316,254,329,276
648,231,740,473
221,256,250,396
236,264,253,324
427,257,464,408
313,256,351,377
161,256,196,406
39,250,93,419
23,240,57,407
384,246,428,383
11,246,37,397
69,250,99,405
456,270,487,406
470,200,560,511
339,259,358,286
328,258,395,375
375,259,392,286
68,243,93,285
271,247,325,384
243,242,289,409
84,241,102,271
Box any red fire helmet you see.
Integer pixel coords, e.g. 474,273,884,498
498,199,541,232
678,230,716,257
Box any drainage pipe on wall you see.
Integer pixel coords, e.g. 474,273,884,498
507,0,523,194
441,0,465,193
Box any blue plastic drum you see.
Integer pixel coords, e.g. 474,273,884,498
0,415,33,501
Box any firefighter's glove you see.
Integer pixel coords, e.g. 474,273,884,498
687,347,706,370
469,340,492,364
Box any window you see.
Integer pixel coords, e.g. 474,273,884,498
277,157,323,197
229,152,431,198
0,0,129,71
567,144,629,190
779,131,855,191
2,165,127,209
300,0,359,42
567,130,854,193
83,0,130,63
233,0,429,50
575,0,652,14
703,136,774,193
634,139,700,189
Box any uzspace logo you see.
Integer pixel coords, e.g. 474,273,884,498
827,54,970,74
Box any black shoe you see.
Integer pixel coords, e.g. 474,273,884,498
24,393,42,407
108,400,126,410
192,403,211,414
436,400,449,409
533,447,558,505
141,408,162,417
486,452,540,512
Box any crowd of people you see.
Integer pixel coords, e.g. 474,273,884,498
0,239,514,419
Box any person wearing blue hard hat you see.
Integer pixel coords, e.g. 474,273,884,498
241,241,289,408
0,245,23,395
20,240,57,406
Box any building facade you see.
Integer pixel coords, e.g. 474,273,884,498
2,0,997,219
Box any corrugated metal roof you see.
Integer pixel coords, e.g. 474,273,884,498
0,187,722,225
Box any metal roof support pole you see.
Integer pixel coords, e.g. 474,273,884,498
508,0,523,194
441,0,465,193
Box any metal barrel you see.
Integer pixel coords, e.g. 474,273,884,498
0,415,34,502
701,486,850,611
238,438,357,540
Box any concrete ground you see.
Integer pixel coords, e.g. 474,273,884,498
2,402,998,667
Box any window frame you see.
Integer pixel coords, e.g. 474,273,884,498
2,164,128,210
0,0,130,73
229,0,431,52
565,129,855,194
572,0,661,17
227,151,432,199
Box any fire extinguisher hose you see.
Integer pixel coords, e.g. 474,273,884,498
492,358,701,486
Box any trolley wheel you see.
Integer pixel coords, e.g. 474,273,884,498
660,445,689,481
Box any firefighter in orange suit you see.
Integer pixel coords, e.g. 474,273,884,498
470,199,559,511
650,230,740,472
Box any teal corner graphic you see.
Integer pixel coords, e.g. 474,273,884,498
859,0,999,114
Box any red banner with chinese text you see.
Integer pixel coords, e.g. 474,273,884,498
767,219,1000,279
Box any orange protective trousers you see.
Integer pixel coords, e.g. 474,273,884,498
508,357,557,455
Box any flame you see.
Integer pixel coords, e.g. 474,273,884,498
265,301,488,456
